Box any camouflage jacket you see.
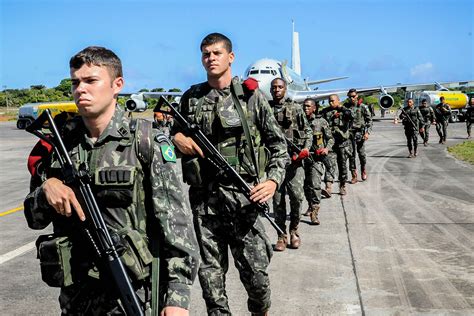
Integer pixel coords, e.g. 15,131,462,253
24,106,199,310
399,106,424,130
435,103,452,122
306,113,334,153
419,105,435,124
344,101,372,134
268,98,312,151
172,79,288,188
320,105,353,146
466,105,474,122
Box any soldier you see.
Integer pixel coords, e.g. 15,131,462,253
320,94,353,195
302,98,334,225
399,98,424,157
171,33,287,316
435,96,452,144
344,89,372,183
24,46,199,315
465,96,474,139
268,78,312,251
153,103,173,136
418,98,436,146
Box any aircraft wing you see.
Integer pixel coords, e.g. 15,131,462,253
306,76,349,86
288,80,474,103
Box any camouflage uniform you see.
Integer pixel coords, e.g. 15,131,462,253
269,98,312,238
320,106,353,186
435,102,451,143
24,107,199,315
419,104,435,144
304,113,334,207
466,105,474,138
399,106,424,154
173,78,287,315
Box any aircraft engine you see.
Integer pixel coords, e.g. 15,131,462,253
125,94,147,112
379,94,394,109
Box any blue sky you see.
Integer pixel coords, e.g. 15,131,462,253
1,0,473,93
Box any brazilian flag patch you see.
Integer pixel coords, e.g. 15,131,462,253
160,145,176,163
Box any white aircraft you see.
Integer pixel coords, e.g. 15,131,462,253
243,22,473,109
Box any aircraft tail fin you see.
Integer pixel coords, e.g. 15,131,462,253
291,20,301,76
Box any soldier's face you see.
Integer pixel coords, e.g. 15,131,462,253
71,64,123,119
329,96,340,107
348,92,358,104
407,99,414,107
270,80,286,101
303,102,315,116
201,42,234,79
421,102,427,107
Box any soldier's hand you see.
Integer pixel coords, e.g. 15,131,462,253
42,178,85,221
173,132,204,158
363,133,369,140
319,148,329,155
160,306,189,316
420,128,424,133
250,180,278,204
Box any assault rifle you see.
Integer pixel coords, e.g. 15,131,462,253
155,96,285,236
26,110,144,316
399,107,419,132
285,137,314,163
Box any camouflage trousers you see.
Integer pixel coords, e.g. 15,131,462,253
349,135,367,171
334,143,352,185
58,278,148,315
273,163,305,235
303,159,325,206
420,124,431,143
436,120,448,141
404,128,418,153
323,152,336,183
190,186,273,315
467,120,472,136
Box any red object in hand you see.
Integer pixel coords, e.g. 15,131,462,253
243,78,259,91
315,148,324,156
298,148,310,160
27,139,53,176
334,111,340,118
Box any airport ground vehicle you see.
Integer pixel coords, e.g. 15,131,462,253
407,91,469,122
16,101,77,129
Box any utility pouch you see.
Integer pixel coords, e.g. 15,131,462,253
181,157,203,186
36,234,73,288
118,229,153,281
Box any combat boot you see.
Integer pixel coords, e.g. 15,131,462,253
361,168,368,181
322,182,332,198
351,170,358,184
407,151,413,158
414,150,418,157
251,312,269,316
274,235,287,252
303,206,312,216
310,204,320,225
340,183,347,195
289,230,301,249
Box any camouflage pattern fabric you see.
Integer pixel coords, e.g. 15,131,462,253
344,102,372,172
269,98,312,236
419,105,435,143
304,114,334,206
435,103,451,142
466,105,474,136
172,79,288,314
323,152,337,183
400,106,424,152
24,106,199,312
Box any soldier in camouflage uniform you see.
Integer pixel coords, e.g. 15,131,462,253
171,33,287,316
418,98,436,146
399,98,425,158
466,96,474,139
435,96,452,144
318,100,337,198
269,78,312,251
24,46,199,315
344,89,372,183
320,94,353,195
301,98,334,225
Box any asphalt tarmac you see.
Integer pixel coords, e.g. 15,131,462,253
1,117,473,315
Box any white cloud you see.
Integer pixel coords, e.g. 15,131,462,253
410,62,434,78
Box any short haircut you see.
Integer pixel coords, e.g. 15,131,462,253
271,77,287,87
200,33,232,52
329,94,339,100
440,96,445,101
407,98,413,101
421,99,427,103
69,46,123,80
347,88,357,96
303,98,316,106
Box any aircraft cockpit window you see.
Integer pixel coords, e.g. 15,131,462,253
261,70,271,74
249,70,259,75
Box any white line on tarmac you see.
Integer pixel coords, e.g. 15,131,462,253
0,241,36,265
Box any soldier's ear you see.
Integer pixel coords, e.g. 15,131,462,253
228,51,235,65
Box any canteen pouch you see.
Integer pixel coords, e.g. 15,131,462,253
181,157,203,186
118,229,153,281
36,234,73,287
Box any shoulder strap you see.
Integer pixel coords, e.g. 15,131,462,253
131,118,154,170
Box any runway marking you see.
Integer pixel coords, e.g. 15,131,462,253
0,241,36,265
0,206,23,217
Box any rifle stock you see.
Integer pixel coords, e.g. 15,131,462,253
155,97,285,236
26,110,144,316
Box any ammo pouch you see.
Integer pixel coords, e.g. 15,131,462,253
181,156,203,186
117,228,153,281
36,234,73,288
